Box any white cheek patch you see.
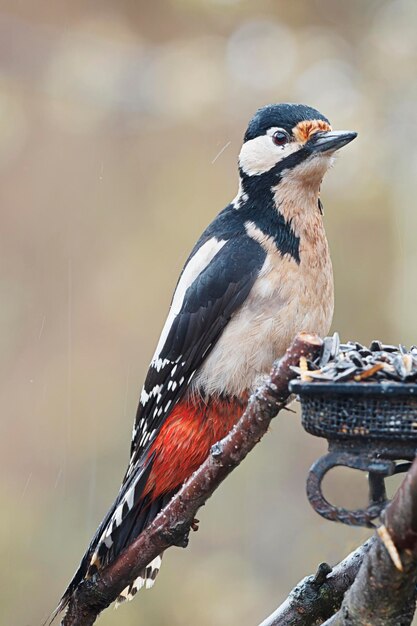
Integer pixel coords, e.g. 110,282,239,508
239,133,300,176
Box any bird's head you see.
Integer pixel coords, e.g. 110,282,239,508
238,103,356,206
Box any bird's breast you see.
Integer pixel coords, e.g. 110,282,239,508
192,218,333,398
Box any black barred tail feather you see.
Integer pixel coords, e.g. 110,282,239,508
56,455,174,618
116,555,162,606
51,503,117,621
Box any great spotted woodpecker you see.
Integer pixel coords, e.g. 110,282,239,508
58,103,356,610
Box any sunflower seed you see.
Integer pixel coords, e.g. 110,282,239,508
292,333,417,385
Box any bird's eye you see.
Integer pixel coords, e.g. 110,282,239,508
272,130,290,146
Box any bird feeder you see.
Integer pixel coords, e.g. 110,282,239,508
290,380,417,527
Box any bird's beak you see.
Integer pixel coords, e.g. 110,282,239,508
307,130,357,154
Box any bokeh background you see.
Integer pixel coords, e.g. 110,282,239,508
2,0,417,624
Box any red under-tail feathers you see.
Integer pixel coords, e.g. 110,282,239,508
113,394,248,602
143,394,247,499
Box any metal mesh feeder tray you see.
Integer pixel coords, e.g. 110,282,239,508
290,381,417,527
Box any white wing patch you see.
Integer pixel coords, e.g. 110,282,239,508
150,237,227,369
140,384,162,406
153,357,171,372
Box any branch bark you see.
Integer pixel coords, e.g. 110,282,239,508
61,332,323,626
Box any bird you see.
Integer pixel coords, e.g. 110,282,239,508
57,103,356,612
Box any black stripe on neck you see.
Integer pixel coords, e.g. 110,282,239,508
239,189,300,264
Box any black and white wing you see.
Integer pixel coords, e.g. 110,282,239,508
128,232,266,469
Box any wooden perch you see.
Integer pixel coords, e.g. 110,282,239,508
61,332,323,626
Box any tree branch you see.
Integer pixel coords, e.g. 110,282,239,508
260,437,417,626
61,332,323,626
322,455,417,626
258,538,376,626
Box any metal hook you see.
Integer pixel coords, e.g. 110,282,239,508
306,451,396,527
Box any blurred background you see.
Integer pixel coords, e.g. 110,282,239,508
1,0,417,624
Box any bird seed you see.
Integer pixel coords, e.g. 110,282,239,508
290,333,417,384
